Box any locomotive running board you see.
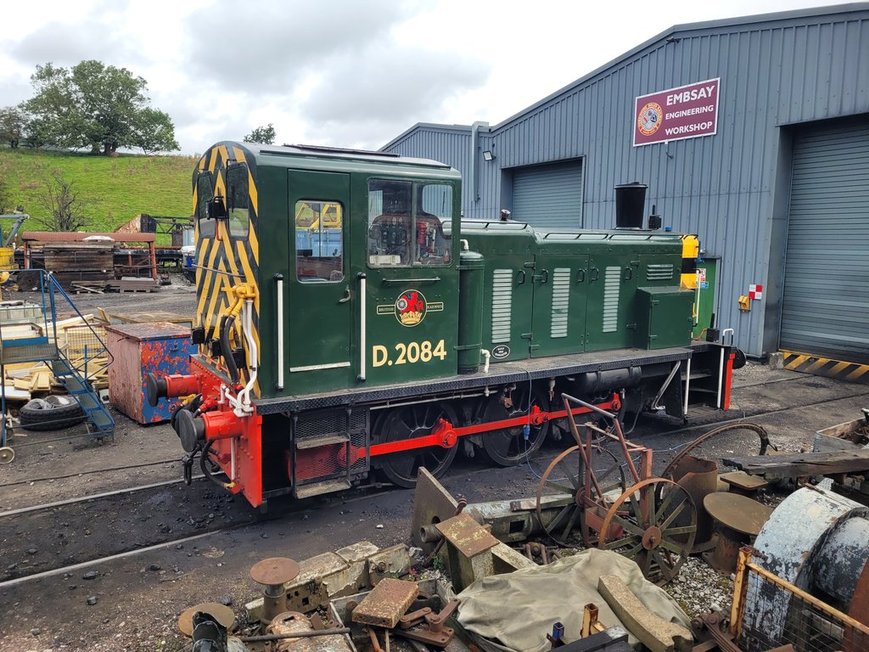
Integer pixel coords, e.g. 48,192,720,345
254,344,723,414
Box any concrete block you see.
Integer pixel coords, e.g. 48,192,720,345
368,544,412,585
598,575,692,652
491,541,536,573
336,541,379,563
768,352,784,370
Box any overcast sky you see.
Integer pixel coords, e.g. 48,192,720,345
0,0,849,155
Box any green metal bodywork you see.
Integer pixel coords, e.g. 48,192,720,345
461,224,689,362
195,142,695,402
243,146,462,398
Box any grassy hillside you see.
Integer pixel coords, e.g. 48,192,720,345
0,148,197,232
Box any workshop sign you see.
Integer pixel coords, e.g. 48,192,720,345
633,78,720,146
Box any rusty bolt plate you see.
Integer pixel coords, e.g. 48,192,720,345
435,512,499,558
250,557,300,586
177,602,235,636
352,578,419,628
704,493,773,536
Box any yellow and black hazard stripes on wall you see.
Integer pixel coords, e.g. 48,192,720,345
193,142,261,395
780,350,869,385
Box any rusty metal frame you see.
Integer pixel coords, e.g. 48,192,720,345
730,546,869,639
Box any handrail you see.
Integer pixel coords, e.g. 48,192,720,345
45,271,115,370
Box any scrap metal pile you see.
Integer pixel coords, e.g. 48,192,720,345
177,405,869,652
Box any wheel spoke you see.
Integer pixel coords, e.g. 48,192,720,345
628,490,648,527
658,497,688,530
604,534,641,550
560,505,581,541
662,525,697,537
637,550,652,576
610,513,645,537
556,459,580,490
654,486,681,523
543,481,576,495
651,550,669,574
658,538,688,555
546,505,576,537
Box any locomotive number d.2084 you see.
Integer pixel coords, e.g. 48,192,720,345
372,340,448,367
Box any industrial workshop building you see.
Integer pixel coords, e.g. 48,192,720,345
382,4,869,365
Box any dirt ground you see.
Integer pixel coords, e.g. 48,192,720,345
1,284,868,651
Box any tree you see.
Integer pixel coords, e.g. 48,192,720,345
244,124,276,145
34,172,89,231
0,106,27,148
22,60,179,155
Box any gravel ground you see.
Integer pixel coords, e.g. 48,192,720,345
665,556,734,618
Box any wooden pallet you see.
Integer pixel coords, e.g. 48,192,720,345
106,279,160,293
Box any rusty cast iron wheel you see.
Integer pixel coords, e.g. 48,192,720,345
479,385,550,467
598,478,697,584
661,422,770,480
535,445,626,546
374,402,459,488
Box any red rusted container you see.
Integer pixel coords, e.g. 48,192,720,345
105,322,196,424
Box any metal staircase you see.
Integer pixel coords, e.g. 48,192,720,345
0,270,114,453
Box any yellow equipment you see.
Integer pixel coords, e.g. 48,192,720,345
0,213,29,271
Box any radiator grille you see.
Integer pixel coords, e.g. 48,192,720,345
294,408,369,483
646,263,675,281
602,266,621,333
296,408,365,440
491,269,513,343
550,268,571,338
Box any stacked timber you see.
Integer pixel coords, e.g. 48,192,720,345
1,314,110,402
43,242,113,287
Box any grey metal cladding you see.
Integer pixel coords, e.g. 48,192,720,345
780,118,869,363
382,6,869,356
512,161,583,228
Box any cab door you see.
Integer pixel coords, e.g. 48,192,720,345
287,170,354,392
361,178,458,385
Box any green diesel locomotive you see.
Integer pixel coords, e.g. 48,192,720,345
147,141,737,508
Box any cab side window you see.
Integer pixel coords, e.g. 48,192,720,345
295,200,344,282
367,179,452,267
226,164,250,238
196,171,215,237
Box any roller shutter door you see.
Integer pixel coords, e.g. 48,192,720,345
780,118,869,363
512,161,583,229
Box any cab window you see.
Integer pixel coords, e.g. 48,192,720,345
367,179,452,267
196,171,215,237
295,200,344,282
226,163,250,237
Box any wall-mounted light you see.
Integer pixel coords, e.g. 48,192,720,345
482,150,494,161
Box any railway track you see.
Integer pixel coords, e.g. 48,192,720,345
0,473,396,586
3,375,866,587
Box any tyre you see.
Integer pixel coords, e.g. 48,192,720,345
18,395,86,431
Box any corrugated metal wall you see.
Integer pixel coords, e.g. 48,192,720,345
381,126,473,213
780,117,869,362
383,7,869,355
511,161,583,227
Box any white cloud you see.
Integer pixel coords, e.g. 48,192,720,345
0,0,850,154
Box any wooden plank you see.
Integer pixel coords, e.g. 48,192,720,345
1,385,31,401
722,451,869,478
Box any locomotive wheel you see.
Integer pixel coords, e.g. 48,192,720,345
535,445,626,546
598,478,697,584
480,386,550,466
374,402,459,488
